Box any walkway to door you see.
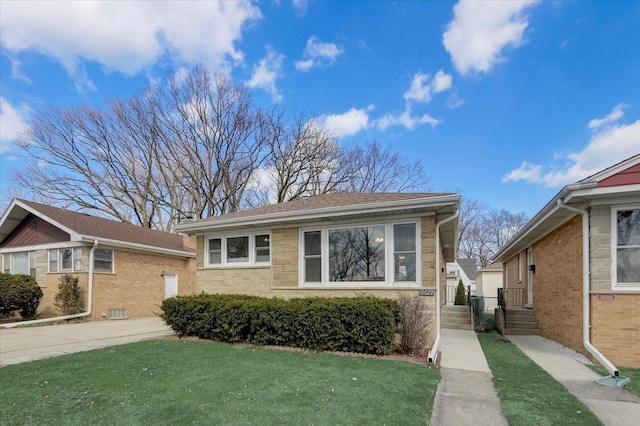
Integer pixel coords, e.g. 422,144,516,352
430,329,508,425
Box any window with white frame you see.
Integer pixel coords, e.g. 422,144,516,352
301,221,420,286
94,249,114,273
206,232,271,266
2,251,36,278
613,206,640,289
49,248,83,272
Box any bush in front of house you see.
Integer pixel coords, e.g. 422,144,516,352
0,273,43,320
397,292,432,356
454,278,467,305
160,294,399,355
54,274,82,315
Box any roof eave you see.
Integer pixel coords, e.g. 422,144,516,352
175,194,461,234
80,236,196,258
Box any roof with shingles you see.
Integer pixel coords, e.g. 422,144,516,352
13,199,193,254
188,192,454,224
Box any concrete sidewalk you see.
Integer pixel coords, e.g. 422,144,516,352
430,328,508,426
0,317,174,367
509,335,640,426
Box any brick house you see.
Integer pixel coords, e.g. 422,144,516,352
493,154,640,368
174,192,460,350
0,199,196,321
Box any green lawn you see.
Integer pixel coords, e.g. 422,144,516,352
0,340,439,425
588,365,640,398
477,333,603,426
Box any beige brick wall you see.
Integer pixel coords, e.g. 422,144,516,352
421,216,437,288
590,206,612,293
92,250,196,320
271,227,298,288
531,215,585,356
32,247,195,320
591,294,640,367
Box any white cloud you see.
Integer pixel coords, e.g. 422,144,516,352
503,105,640,187
246,47,285,102
0,1,262,90
0,98,30,154
443,0,539,75
378,111,440,131
292,0,308,17
404,70,453,104
321,106,373,138
380,70,451,131
294,36,344,72
587,103,626,130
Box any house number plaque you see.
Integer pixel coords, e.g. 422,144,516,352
596,294,616,301
419,289,435,296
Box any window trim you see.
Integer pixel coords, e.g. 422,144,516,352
93,248,114,273
611,205,640,291
298,219,421,288
205,231,272,267
48,247,83,273
2,251,37,277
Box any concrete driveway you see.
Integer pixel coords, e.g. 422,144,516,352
0,317,174,367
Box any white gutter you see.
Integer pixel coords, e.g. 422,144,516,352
1,240,99,329
175,194,460,233
427,207,460,364
556,200,619,376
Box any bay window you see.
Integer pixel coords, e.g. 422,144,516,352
614,206,640,289
301,221,420,286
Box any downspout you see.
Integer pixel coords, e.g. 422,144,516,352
1,240,99,329
556,200,619,376
427,207,460,364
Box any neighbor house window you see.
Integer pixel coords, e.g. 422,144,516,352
301,221,420,286
206,232,271,266
94,249,113,273
2,251,36,278
613,206,640,289
49,248,83,272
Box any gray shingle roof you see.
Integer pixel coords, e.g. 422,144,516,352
17,199,193,254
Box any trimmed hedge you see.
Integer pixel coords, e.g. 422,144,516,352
0,274,43,320
161,294,399,355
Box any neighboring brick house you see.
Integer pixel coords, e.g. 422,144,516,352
493,154,640,368
174,192,461,347
0,199,196,320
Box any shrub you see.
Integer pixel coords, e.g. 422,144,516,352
397,292,432,356
54,274,82,315
454,278,467,305
0,274,43,320
161,294,399,355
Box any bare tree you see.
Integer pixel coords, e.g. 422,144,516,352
12,66,271,230
457,199,528,267
344,141,430,193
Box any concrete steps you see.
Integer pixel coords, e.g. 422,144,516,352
496,308,540,335
441,305,472,330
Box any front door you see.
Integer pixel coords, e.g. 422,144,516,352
527,248,533,307
164,274,178,298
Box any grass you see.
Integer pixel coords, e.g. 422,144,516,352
477,333,603,426
588,365,640,398
0,340,439,425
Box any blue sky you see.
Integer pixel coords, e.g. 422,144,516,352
1,0,639,217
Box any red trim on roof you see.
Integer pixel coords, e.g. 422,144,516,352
597,163,640,187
